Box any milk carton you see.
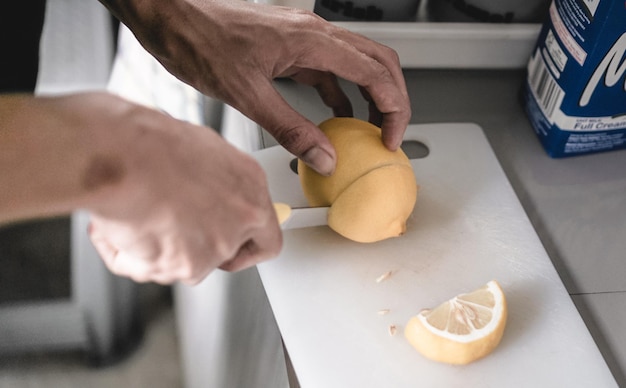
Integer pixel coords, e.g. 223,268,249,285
524,0,626,157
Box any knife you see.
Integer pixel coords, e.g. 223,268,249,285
273,202,329,230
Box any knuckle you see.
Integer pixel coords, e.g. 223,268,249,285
177,264,198,283
241,203,268,230
367,66,394,91
272,123,312,154
213,238,235,261
129,273,151,283
289,8,326,26
383,46,401,64
402,105,413,121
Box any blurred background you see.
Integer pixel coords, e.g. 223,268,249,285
0,1,182,386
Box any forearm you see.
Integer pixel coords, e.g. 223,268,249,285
0,93,136,224
97,0,214,49
97,0,152,28
98,0,221,27
99,0,229,85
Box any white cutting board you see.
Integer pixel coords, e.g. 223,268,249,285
252,123,616,387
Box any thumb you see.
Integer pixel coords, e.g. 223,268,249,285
239,78,337,176
273,116,337,177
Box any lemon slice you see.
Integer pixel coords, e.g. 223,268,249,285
404,280,507,365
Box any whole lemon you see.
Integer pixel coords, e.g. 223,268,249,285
298,117,418,243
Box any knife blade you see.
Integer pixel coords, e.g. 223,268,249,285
273,203,329,230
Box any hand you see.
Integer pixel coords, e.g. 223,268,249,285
77,93,282,284
103,0,411,176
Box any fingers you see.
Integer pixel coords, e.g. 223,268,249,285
219,204,283,273
290,70,353,118
358,85,382,127
300,26,411,150
240,74,338,176
218,239,262,273
88,222,119,269
89,221,166,283
88,207,283,285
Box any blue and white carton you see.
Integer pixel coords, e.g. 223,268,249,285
524,0,626,157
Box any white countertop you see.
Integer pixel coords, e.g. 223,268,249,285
105,22,626,386
252,122,616,387
251,69,626,386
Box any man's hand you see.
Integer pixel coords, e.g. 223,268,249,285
102,0,411,176
0,93,282,284
84,96,283,284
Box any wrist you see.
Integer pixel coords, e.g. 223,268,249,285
0,93,139,222
76,93,173,218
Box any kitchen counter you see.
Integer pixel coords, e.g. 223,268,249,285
110,23,623,387
260,69,626,385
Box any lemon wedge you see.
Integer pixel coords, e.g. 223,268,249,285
404,280,507,365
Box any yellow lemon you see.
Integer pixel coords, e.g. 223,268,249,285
404,280,508,365
298,117,418,243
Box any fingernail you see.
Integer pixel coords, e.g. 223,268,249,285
392,138,403,151
382,131,403,151
302,146,335,176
